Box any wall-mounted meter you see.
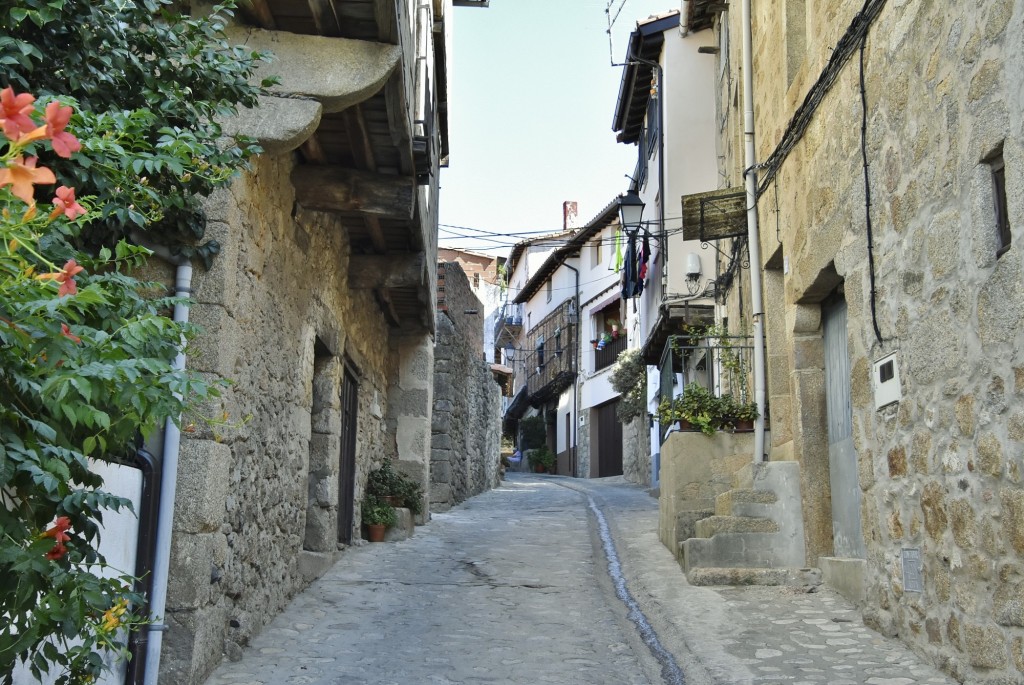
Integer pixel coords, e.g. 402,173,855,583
873,352,901,409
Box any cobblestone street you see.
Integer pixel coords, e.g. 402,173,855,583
204,475,959,685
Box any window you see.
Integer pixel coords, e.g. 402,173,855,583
594,238,603,266
473,272,481,289
537,337,545,368
646,96,659,157
546,279,552,302
990,152,1011,258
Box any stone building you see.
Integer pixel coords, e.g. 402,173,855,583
150,1,467,682
437,247,505,362
431,262,502,511
691,0,1024,681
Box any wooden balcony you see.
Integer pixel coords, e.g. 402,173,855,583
593,334,628,372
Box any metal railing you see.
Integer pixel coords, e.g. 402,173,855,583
658,333,755,431
493,302,524,348
593,333,628,372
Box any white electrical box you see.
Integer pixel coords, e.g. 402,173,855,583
873,352,901,409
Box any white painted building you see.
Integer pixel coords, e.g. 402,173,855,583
611,7,721,484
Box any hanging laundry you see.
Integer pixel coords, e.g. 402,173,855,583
614,228,624,273
638,229,651,281
621,230,639,299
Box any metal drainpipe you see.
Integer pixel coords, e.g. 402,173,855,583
126,447,160,685
680,0,692,36
741,0,768,462
144,262,192,684
564,262,580,477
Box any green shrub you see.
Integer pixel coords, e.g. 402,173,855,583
367,460,423,515
609,348,647,422
362,495,397,527
528,446,556,471
520,415,546,449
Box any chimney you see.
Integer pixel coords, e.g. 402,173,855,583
563,201,579,230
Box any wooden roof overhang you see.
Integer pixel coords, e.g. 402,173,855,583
512,199,620,305
611,12,679,145
240,0,445,332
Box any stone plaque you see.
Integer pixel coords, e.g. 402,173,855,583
902,548,923,593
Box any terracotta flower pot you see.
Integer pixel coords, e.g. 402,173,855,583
367,524,386,542
733,419,755,432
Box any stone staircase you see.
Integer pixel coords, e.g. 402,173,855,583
680,461,813,586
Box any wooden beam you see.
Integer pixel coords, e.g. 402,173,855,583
349,254,425,289
375,288,402,327
374,0,398,43
343,105,377,170
384,77,415,176
292,166,415,219
241,0,277,29
364,217,388,253
299,134,327,164
308,0,341,36
338,106,388,252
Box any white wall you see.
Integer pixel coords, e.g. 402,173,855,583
578,222,631,412
11,461,143,685
636,27,719,349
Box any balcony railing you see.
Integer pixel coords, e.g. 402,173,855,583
524,300,577,404
494,302,524,349
657,333,756,442
593,334,628,372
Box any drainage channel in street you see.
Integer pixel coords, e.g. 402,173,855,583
562,485,686,685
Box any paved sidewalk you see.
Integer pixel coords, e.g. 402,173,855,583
201,475,958,685
574,476,958,685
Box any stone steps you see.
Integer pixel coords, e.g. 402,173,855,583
680,462,806,581
695,514,779,538
715,488,778,517
687,566,822,587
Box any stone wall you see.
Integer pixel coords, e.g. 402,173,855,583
163,153,398,684
622,415,650,486
576,405,592,479
431,263,501,511
658,431,753,559
716,0,1024,680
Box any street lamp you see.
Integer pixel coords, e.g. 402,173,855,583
618,190,645,232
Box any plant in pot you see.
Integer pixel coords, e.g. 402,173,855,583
367,460,424,514
528,446,556,473
367,460,402,506
723,395,759,432
657,396,691,431
363,495,397,542
679,382,726,436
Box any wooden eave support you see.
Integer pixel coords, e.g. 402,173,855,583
349,254,425,290
292,166,415,220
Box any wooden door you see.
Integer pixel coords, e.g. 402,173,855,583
596,400,623,477
823,296,865,558
337,365,358,545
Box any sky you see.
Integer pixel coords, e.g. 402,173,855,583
438,0,678,257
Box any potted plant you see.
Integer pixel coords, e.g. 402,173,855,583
679,382,726,436
722,395,759,432
528,446,556,473
657,396,692,431
367,460,424,514
362,495,397,542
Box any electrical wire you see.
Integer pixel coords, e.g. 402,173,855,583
756,0,887,197
858,4,883,345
